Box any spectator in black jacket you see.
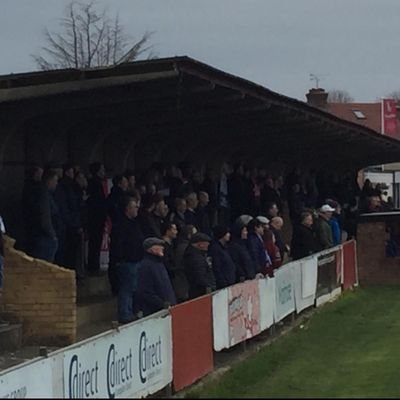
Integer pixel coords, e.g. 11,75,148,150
262,178,282,212
228,221,256,281
137,193,155,237
209,225,236,289
265,202,280,220
197,191,212,236
247,218,268,275
30,170,59,263
22,165,43,254
110,197,143,323
87,162,107,275
184,232,216,299
185,192,199,227
124,169,136,196
168,197,187,233
291,211,320,260
161,222,178,279
270,217,289,262
135,237,176,317
228,163,247,221
173,224,195,302
73,171,88,282
145,193,168,238
107,174,129,224
54,164,83,269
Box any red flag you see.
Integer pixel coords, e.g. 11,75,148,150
382,98,398,138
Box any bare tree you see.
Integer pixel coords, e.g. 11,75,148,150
32,1,155,70
386,90,400,102
327,89,354,103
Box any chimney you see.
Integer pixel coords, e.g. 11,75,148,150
306,88,328,109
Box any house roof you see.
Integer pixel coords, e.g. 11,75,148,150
328,101,400,142
1,56,400,170
327,103,383,133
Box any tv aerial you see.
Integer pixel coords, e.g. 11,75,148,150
309,73,329,89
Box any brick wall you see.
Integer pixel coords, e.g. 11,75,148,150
1,236,76,345
357,219,400,285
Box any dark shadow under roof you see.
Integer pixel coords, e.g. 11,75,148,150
1,56,400,170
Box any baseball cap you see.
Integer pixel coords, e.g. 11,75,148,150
320,204,335,213
256,215,270,225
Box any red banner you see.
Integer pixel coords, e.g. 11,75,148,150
382,98,398,138
171,295,214,392
342,240,357,290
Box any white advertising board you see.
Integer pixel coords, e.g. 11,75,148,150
258,277,275,331
0,357,54,398
294,257,318,313
63,311,172,398
212,289,229,351
274,263,296,322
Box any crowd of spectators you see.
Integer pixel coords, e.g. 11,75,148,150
19,162,395,323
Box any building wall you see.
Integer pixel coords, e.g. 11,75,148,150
357,218,400,285
1,236,76,345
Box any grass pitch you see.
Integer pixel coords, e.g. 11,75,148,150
188,287,400,398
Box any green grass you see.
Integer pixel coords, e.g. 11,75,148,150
188,287,400,398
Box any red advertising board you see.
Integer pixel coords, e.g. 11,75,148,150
171,295,214,392
342,240,357,290
382,98,399,138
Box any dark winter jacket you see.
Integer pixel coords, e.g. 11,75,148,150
146,213,164,238
33,184,58,240
55,176,82,230
209,240,237,289
87,176,107,227
184,209,198,227
196,206,212,236
315,216,334,250
22,179,42,238
107,186,127,225
109,215,144,264
163,240,176,279
291,223,320,260
184,244,216,299
271,226,286,260
247,232,267,274
135,253,176,317
228,238,257,281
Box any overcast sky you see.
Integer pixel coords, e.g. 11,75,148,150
1,0,400,102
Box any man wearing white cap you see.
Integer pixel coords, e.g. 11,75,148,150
315,204,335,250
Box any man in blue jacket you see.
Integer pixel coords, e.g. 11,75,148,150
135,237,177,317
209,225,237,289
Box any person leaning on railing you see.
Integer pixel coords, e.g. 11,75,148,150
184,232,216,299
291,211,320,260
315,204,335,250
135,237,177,317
